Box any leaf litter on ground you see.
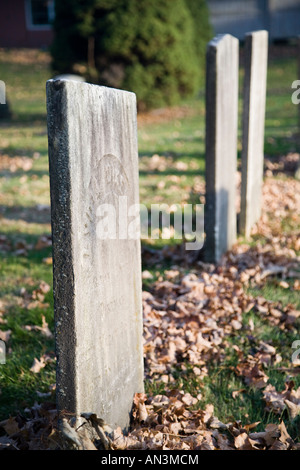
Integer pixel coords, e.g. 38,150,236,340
0,168,299,450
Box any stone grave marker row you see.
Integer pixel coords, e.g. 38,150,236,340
46,29,269,430
204,31,268,262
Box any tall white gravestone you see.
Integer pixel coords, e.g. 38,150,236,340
240,30,268,237
204,34,239,263
47,79,144,430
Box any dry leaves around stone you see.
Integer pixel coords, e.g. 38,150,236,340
1,394,299,451
0,173,299,450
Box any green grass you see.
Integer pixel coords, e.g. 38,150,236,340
264,54,299,156
248,282,300,309
0,45,299,434
145,300,300,439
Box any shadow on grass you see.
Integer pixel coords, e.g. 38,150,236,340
0,205,51,224
139,168,205,178
0,170,50,180
0,114,47,125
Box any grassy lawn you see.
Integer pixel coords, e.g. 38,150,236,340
0,44,299,444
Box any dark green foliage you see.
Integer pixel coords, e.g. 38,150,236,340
51,0,213,110
185,0,214,84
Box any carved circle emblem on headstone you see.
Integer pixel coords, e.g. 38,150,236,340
94,153,129,204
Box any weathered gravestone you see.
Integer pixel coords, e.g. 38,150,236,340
204,34,239,263
0,80,10,120
46,79,144,430
0,80,5,104
0,340,6,365
240,30,268,237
